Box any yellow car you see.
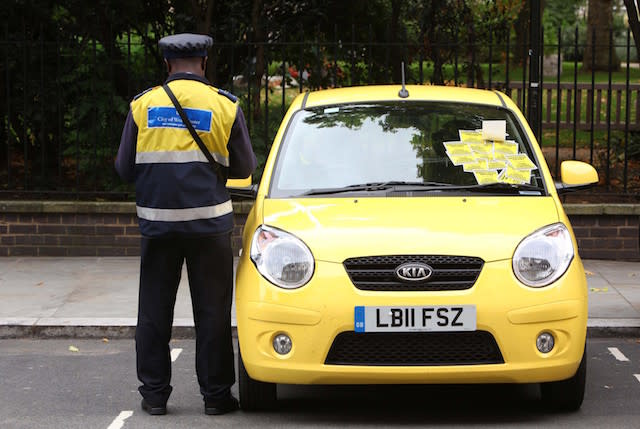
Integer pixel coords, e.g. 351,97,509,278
235,85,598,412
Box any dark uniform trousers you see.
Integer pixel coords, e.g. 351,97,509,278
135,232,235,405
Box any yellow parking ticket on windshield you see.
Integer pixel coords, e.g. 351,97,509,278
473,169,499,185
504,166,531,183
468,142,493,155
448,153,477,166
443,141,473,155
463,159,488,172
500,175,526,185
459,130,484,143
492,152,508,161
506,154,536,170
487,159,507,170
493,141,519,154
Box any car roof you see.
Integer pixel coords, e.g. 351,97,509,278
300,85,507,109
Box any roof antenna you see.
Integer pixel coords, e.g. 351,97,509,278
398,61,409,98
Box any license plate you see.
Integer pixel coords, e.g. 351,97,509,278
354,305,476,333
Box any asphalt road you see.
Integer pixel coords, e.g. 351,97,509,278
1,337,639,428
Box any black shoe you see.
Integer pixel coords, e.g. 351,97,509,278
204,395,239,415
141,399,167,415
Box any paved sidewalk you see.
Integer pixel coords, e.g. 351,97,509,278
0,257,638,338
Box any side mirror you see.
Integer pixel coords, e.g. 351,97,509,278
226,175,257,199
555,161,598,194
226,176,252,188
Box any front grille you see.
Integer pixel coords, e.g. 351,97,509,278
343,255,484,291
325,331,503,366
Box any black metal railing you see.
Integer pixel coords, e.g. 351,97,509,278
1,26,638,200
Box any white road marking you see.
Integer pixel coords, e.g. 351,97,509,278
608,347,630,362
107,411,133,429
634,374,640,384
170,348,183,362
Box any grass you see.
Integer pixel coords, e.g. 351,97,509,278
409,62,640,85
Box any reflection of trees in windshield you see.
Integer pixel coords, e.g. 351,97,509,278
301,103,498,184
302,106,372,130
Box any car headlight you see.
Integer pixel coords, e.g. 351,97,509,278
512,223,574,287
250,225,314,289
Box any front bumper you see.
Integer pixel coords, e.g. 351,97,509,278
235,257,587,385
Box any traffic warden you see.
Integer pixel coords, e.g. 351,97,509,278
115,33,257,416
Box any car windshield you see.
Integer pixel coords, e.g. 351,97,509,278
269,102,545,198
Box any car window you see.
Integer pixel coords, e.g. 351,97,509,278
269,102,544,198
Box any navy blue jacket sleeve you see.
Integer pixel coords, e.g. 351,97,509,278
115,109,138,183
227,105,257,179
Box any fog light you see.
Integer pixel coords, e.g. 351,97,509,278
273,334,292,355
536,332,555,353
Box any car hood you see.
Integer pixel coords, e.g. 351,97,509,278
261,196,561,263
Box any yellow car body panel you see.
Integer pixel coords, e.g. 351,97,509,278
261,197,560,262
236,85,589,387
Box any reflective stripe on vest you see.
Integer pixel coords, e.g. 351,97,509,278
135,150,230,166
136,200,233,222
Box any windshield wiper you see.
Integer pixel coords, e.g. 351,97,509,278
298,181,544,197
298,181,454,196
437,182,546,194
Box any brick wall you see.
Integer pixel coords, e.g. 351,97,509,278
0,211,139,256
566,205,640,260
0,201,639,260
0,201,253,257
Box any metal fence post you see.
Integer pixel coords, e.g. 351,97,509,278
505,30,510,96
5,23,11,189
264,28,269,152
22,19,28,191
528,0,542,140
56,32,62,184
247,26,252,133
39,23,45,184
454,38,459,86
555,27,562,178
590,28,596,164
281,25,286,117
573,26,578,158
488,30,493,90
298,23,303,93
606,27,613,189
624,28,630,192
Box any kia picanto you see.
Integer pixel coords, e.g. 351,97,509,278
234,85,598,412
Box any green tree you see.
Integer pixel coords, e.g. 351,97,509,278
542,0,582,49
411,0,521,86
583,0,621,70
623,0,640,65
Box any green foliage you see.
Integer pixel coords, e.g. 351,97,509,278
615,131,640,160
1,0,637,197
543,0,582,48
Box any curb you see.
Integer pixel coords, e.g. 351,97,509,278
586,318,640,338
0,317,199,339
1,320,638,339
0,325,199,339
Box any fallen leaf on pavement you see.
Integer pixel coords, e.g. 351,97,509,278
102,338,109,343
584,270,594,276
68,345,79,352
589,287,609,292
